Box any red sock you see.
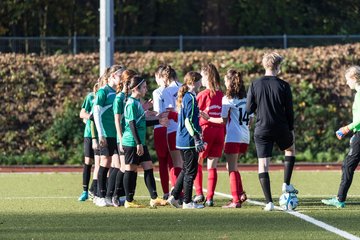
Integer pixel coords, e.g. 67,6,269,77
229,171,240,203
194,164,203,195
158,156,169,194
207,168,217,200
236,171,244,194
169,167,176,188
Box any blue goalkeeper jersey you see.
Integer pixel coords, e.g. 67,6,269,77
176,92,201,149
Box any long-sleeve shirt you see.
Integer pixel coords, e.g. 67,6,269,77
246,76,294,136
348,86,360,132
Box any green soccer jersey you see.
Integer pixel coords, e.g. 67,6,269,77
94,84,117,138
348,87,360,132
81,92,95,138
113,91,127,143
122,96,146,147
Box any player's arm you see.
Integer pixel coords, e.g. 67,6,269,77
93,89,107,146
284,84,294,131
200,111,226,124
246,83,257,115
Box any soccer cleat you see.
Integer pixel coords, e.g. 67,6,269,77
112,196,120,207
124,200,145,208
222,201,241,208
96,197,107,207
150,197,168,207
105,197,113,206
167,195,182,208
88,190,94,200
205,199,214,207
263,202,274,211
239,192,247,204
92,196,98,204
78,191,89,201
119,196,126,206
321,197,345,208
182,201,205,209
282,183,299,194
193,194,205,204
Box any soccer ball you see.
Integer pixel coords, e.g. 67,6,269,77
279,193,298,210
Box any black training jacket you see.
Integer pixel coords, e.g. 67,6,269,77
246,76,294,136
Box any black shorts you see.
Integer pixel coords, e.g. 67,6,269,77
84,138,100,158
123,145,151,165
254,130,293,158
100,137,118,157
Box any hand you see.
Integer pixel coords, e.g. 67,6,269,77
118,143,124,154
136,144,144,156
199,111,210,120
99,136,107,148
145,110,157,117
195,138,207,152
92,139,99,150
159,116,169,127
142,99,153,111
336,126,350,140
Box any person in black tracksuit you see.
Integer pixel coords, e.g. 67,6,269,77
246,52,297,211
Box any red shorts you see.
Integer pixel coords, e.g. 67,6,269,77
199,125,225,159
224,143,249,155
154,127,170,158
167,131,177,151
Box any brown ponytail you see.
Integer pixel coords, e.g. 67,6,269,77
176,71,201,109
159,65,177,86
201,63,221,97
118,69,137,93
225,69,246,99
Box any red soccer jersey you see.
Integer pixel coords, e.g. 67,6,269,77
196,89,224,128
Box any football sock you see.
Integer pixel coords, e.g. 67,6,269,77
207,168,217,200
82,164,92,191
169,167,176,188
259,172,272,203
89,180,94,193
144,169,158,199
236,171,244,194
124,170,136,202
158,156,169,194
229,171,240,203
92,179,98,196
194,164,203,195
98,166,109,198
106,168,119,198
284,156,295,185
114,170,125,197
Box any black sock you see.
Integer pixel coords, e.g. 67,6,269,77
82,164,92,191
92,179,98,196
106,168,119,198
144,169,158,199
259,172,272,203
284,156,295,185
89,180,94,193
114,170,125,197
98,166,109,198
124,171,136,202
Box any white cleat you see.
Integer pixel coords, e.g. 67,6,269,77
263,202,274,211
282,183,299,194
182,201,204,209
167,195,182,208
96,197,107,207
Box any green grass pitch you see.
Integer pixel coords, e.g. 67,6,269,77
1,170,360,239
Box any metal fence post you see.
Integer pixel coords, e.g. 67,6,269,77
179,35,183,52
283,34,287,49
73,34,77,54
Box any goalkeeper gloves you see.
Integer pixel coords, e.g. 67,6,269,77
193,134,206,152
336,126,350,140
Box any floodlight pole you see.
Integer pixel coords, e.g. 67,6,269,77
99,0,114,77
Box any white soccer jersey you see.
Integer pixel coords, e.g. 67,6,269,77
163,81,182,133
152,86,166,129
221,97,251,144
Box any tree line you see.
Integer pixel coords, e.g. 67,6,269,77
1,0,360,38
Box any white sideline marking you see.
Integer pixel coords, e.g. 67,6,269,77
149,175,360,240
0,195,150,200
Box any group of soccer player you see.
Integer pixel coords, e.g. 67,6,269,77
77,50,360,210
